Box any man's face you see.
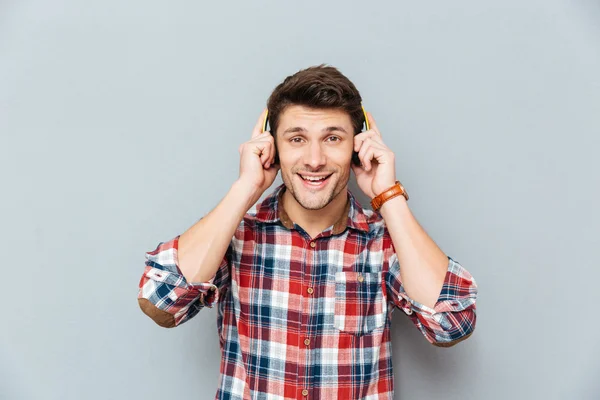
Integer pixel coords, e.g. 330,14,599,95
275,105,355,210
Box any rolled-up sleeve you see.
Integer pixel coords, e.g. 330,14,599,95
137,235,230,328
386,254,478,347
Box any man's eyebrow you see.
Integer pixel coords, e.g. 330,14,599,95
281,126,349,136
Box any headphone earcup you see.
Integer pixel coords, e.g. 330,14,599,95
352,151,361,166
268,130,280,165
352,117,368,167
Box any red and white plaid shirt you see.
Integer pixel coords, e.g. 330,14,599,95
138,183,478,399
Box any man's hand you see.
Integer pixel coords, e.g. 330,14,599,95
237,108,280,199
351,112,397,199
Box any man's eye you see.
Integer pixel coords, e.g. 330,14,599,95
290,137,339,143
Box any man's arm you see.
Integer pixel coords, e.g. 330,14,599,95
351,111,477,346
137,180,259,328
380,195,477,347
137,109,280,328
178,180,261,283
379,195,450,309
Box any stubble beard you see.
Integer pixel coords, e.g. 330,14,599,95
283,169,350,211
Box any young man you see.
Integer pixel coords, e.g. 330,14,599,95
138,65,478,399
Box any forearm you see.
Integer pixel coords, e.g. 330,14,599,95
379,195,448,309
178,179,260,283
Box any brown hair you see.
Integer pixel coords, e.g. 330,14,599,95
266,64,365,137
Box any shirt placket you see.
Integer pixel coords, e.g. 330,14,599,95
297,236,317,399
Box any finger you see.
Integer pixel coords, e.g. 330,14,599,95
354,132,366,152
366,133,385,147
265,143,276,169
354,131,379,152
268,136,278,166
257,140,274,166
252,108,269,139
364,148,378,171
366,112,381,136
262,136,276,166
259,144,270,166
358,138,373,171
247,134,274,165
360,139,385,171
269,146,277,167
241,132,269,154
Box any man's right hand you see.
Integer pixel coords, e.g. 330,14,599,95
237,108,280,199
174,109,280,287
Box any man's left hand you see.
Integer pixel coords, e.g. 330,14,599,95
352,112,398,199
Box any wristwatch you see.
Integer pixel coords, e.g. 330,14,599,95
370,181,409,211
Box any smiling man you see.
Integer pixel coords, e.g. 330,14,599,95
137,65,478,399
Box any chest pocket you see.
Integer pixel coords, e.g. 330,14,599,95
334,271,387,335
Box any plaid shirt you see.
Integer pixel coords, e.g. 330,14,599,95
138,183,478,399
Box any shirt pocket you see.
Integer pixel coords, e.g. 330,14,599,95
334,271,387,335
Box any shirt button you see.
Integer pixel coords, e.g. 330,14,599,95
309,241,316,248
357,274,364,283
302,389,309,396
307,287,314,295
209,286,216,291
304,338,310,346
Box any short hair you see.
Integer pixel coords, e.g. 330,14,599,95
266,64,365,137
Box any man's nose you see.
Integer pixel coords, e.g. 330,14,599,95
303,142,326,169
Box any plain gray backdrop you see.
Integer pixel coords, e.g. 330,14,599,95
1,0,599,399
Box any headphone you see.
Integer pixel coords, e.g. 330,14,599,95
261,105,370,166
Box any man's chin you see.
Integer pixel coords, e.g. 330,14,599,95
292,182,337,210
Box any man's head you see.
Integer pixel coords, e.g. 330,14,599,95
266,64,364,210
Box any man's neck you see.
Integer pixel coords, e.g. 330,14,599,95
281,186,349,238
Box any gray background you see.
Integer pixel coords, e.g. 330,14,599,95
1,0,599,399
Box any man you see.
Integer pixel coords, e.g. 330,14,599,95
137,65,478,399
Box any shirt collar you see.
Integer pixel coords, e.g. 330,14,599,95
254,183,370,235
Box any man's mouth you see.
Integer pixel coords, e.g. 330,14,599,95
297,173,333,189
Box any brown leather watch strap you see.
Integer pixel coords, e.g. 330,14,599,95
370,181,409,211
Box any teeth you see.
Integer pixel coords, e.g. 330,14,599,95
301,175,327,181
